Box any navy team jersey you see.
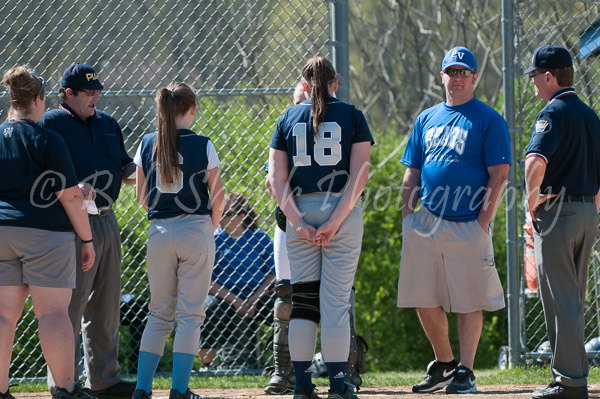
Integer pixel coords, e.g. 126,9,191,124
0,119,79,231
134,129,220,220
270,97,374,194
401,97,511,222
526,88,600,196
39,102,134,208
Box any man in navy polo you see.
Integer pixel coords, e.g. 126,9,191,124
525,45,600,399
40,63,136,399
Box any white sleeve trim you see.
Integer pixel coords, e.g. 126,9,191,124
207,140,221,170
133,142,143,167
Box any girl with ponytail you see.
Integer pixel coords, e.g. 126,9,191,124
133,82,224,399
267,57,374,399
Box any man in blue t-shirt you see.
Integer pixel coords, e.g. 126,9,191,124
524,45,600,399
39,63,136,399
397,46,510,394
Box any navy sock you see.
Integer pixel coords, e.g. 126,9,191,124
438,359,457,367
172,352,195,393
136,351,161,394
326,362,347,393
292,361,313,393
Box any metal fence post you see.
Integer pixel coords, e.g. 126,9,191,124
331,0,350,103
502,0,521,368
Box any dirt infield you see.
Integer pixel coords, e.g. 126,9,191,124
11,385,600,399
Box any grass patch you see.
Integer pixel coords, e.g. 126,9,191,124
9,366,600,392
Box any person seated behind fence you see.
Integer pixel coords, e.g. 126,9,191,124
0,65,95,399
199,193,276,369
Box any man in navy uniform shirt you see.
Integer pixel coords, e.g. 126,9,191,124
40,63,136,399
525,45,600,399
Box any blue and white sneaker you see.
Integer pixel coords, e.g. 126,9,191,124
445,365,477,394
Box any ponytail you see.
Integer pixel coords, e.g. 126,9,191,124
154,82,196,185
301,57,336,138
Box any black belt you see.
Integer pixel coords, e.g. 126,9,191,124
91,206,112,217
544,195,595,207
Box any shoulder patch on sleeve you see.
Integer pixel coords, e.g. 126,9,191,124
535,120,549,133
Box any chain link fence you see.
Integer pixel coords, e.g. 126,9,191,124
3,0,600,382
511,0,600,365
0,0,338,380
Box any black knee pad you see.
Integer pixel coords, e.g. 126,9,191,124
275,279,292,299
291,280,320,324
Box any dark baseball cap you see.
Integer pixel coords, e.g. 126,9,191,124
524,45,573,74
60,63,104,90
442,46,477,71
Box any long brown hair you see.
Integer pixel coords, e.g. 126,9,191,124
301,57,336,138
224,193,260,230
2,65,45,120
154,82,196,185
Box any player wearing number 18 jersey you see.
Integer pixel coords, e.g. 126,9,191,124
271,95,371,195
268,56,373,399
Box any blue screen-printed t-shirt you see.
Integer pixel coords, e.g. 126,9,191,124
213,228,275,299
401,98,511,222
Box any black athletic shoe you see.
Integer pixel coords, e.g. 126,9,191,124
445,365,477,394
169,388,203,399
412,359,457,393
56,384,96,399
327,387,358,399
132,389,152,399
0,388,15,399
532,381,588,399
293,385,320,399
93,381,136,399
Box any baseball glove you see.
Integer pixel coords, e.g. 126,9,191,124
275,205,287,232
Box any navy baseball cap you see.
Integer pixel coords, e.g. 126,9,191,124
524,45,572,74
60,63,104,90
442,46,477,71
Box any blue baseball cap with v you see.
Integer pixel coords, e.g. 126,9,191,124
442,46,478,71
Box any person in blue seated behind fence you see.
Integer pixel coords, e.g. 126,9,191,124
0,65,95,399
133,82,225,399
199,193,276,370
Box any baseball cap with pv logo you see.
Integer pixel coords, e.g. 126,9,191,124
60,63,104,90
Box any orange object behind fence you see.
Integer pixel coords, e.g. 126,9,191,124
523,221,538,291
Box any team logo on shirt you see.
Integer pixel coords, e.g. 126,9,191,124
535,120,549,133
2,127,13,138
424,125,469,159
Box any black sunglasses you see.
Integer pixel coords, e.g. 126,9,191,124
529,71,544,81
30,72,46,98
444,68,475,77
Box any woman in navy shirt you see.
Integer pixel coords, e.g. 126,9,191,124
0,66,95,399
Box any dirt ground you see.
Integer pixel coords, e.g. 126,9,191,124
11,385,600,399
